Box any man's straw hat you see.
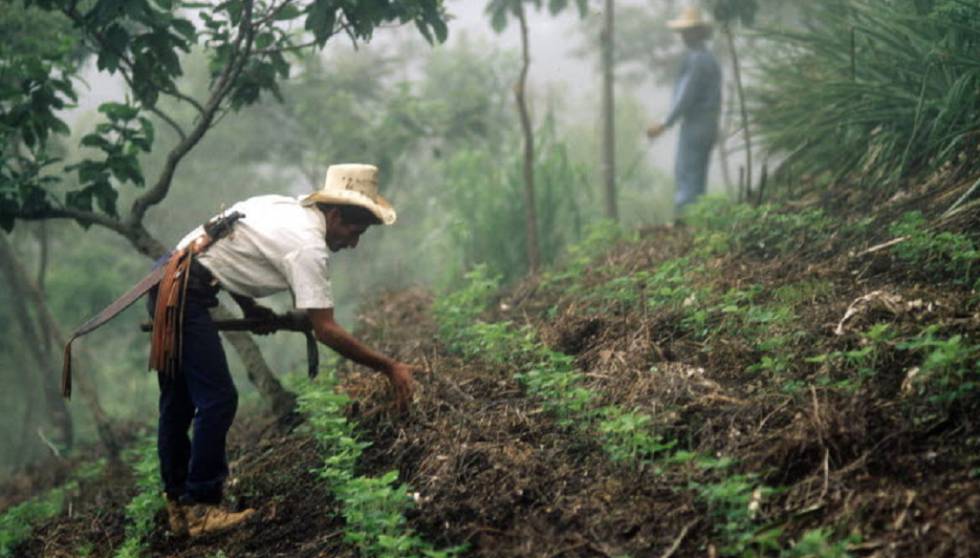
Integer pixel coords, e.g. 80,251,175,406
667,6,712,30
301,164,396,225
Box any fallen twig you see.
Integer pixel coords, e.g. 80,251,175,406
853,236,908,258
942,175,980,218
661,518,699,558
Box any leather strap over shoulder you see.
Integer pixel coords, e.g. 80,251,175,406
60,210,246,398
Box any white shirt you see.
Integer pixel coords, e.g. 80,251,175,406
177,195,334,309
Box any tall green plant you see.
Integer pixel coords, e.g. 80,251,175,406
753,0,980,186
439,115,593,282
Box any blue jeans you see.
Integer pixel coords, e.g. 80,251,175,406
148,261,236,504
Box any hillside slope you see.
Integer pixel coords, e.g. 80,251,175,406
4,180,979,558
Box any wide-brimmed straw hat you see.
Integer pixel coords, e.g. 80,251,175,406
667,6,712,30
300,164,396,225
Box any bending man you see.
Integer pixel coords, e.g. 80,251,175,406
153,163,414,537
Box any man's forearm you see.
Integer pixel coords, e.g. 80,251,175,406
315,322,395,374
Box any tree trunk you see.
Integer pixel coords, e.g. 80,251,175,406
724,24,753,194
36,324,120,461
514,3,540,274
0,233,74,452
600,0,618,221
14,355,40,469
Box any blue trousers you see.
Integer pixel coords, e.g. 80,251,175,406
148,272,237,504
674,125,717,211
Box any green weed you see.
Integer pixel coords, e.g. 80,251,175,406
691,468,781,557
806,323,897,390
540,220,627,292
782,528,855,558
597,407,676,465
888,211,978,285
898,325,979,408
686,198,838,259
437,271,676,466
0,458,106,557
114,438,164,558
772,280,834,306
433,264,501,356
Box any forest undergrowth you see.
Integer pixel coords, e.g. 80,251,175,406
2,175,978,557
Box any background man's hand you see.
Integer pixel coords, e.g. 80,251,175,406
385,361,416,412
646,122,667,139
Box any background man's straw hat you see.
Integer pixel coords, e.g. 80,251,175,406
667,6,712,30
301,164,397,225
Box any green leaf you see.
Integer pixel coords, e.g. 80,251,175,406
274,4,302,20
172,18,197,41
305,0,337,46
255,32,275,50
104,24,130,55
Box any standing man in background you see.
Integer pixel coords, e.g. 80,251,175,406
647,6,722,214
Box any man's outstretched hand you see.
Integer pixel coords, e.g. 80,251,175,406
646,122,667,139
385,361,416,412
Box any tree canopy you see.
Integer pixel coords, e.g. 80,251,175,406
1,0,448,254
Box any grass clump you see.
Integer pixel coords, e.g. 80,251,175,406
753,0,980,187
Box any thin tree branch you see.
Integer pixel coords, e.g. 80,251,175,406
150,106,187,142
255,0,295,26
128,0,257,225
62,7,206,117
15,206,132,238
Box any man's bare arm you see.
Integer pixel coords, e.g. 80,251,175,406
307,307,414,409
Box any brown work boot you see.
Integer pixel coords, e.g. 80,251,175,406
185,503,256,538
165,498,188,537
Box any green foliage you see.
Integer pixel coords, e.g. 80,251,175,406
295,374,463,558
115,437,164,558
439,114,596,281
754,0,980,186
485,0,588,33
687,197,837,258
65,103,155,218
782,528,854,558
0,458,105,557
433,265,502,356
597,406,676,464
691,466,781,557
806,323,896,390
540,220,625,292
888,211,978,285
898,325,978,408
0,486,68,556
436,270,683,465
518,349,594,428
711,0,759,27
2,0,449,230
